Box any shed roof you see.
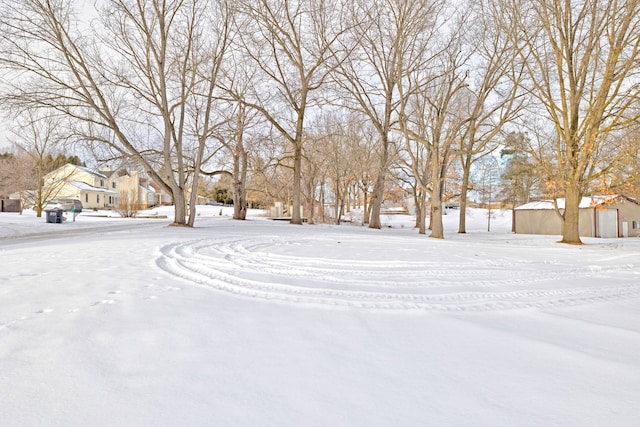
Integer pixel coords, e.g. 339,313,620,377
515,195,636,211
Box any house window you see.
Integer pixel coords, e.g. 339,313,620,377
112,182,116,189
85,194,88,203
97,195,100,203
633,220,640,229
100,179,104,187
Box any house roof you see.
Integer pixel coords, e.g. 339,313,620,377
515,195,638,210
67,181,117,195
74,165,109,179
99,169,117,178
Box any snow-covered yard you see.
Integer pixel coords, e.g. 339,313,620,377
1,206,639,426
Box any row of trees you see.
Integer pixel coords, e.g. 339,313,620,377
1,0,639,243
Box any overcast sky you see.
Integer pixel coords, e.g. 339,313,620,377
0,122,11,150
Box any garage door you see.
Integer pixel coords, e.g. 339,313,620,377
597,209,618,238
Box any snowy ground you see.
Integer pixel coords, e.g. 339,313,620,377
1,206,639,426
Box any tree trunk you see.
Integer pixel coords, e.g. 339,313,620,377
334,185,341,225
305,188,315,225
429,156,444,239
362,182,369,225
414,189,421,229
187,176,199,228
430,193,444,238
172,189,187,226
561,185,582,244
303,168,315,225
320,176,326,223
418,190,427,235
458,158,472,233
369,142,389,229
346,185,351,213
233,151,248,220
291,144,303,225
368,176,384,229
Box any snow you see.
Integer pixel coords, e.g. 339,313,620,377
66,180,117,194
1,206,639,426
515,195,629,210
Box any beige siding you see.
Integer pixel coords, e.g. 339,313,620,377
117,172,159,208
514,210,561,236
45,164,84,184
515,198,640,238
54,182,82,200
615,199,640,237
81,191,106,210
515,209,596,237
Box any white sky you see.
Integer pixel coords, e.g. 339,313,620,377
1,206,639,426
0,124,8,150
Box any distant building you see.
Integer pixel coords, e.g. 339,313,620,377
43,164,176,210
116,170,172,208
43,164,118,210
513,195,640,238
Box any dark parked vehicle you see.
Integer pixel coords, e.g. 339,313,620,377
43,199,83,213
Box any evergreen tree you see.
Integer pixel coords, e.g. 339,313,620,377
499,132,539,208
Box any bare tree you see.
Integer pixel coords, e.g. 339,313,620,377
4,111,72,216
473,155,501,232
332,0,444,229
398,11,470,239
503,0,640,244
317,114,355,224
300,131,326,225
456,0,524,234
0,150,39,211
394,137,430,233
203,99,257,221
0,0,230,227
185,0,232,226
231,0,348,224
209,47,269,221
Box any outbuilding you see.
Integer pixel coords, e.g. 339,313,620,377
513,195,640,238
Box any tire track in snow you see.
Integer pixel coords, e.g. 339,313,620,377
155,237,640,311
171,238,604,287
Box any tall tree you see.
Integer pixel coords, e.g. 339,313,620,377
203,99,257,221
231,0,348,224
503,0,640,243
456,0,524,234
473,154,501,232
398,9,470,239
332,0,444,229
395,136,430,233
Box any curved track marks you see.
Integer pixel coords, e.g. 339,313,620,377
156,237,640,311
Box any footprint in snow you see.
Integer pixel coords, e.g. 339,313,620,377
91,299,116,306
